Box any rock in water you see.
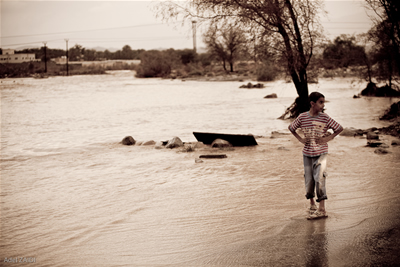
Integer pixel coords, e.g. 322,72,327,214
374,148,390,154
239,82,264,89
199,154,227,158
165,137,183,149
366,131,379,140
195,158,204,163
142,140,156,146
391,139,400,146
367,140,383,147
264,93,277,98
211,139,232,148
122,136,136,145
340,127,364,137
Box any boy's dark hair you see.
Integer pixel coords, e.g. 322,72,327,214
309,92,325,103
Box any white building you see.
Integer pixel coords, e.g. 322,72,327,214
0,49,37,63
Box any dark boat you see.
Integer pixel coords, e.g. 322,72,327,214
193,132,258,146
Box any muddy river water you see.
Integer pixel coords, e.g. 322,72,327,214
1,71,400,266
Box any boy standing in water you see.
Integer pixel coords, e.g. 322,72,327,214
289,92,343,219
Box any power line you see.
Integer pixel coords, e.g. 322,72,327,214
1,22,176,39
321,21,372,24
1,36,193,48
324,27,370,29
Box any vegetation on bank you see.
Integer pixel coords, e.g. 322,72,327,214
1,1,399,103
0,60,138,78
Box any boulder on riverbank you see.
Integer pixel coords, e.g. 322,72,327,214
361,82,400,97
380,101,400,120
377,121,400,137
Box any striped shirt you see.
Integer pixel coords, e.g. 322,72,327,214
289,111,343,157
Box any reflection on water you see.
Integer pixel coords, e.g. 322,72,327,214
305,219,327,267
1,71,400,266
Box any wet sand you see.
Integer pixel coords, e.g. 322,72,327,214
202,208,400,266
193,135,400,267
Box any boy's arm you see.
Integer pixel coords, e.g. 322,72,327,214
316,127,343,144
288,126,308,145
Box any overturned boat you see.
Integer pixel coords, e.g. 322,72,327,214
193,132,258,146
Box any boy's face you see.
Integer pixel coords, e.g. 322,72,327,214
311,97,325,112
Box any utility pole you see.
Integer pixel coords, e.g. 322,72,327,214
65,39,69,76
192,20,197,54
43,42,47,73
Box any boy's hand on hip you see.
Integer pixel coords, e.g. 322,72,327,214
300,137,311,145
316,135,332,144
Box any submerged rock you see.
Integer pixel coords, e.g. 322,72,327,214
367,140,383,147
366,131,380,140
379,143,390,148
391,139,400,146
340,127,364,137
264,93,278,99
211,139,232,148
277,146,289,151
122,136,136,145
374,148,390,154
199,154,227,158
154,141,165,149
142,140,156,146
270,131,291,138
239,82,264,89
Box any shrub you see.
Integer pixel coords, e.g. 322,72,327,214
256,62,278,81
198,53,213,67
136,50,180,78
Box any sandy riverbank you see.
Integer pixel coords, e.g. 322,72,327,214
185,133,400,266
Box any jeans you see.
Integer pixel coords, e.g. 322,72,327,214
303,154,328,202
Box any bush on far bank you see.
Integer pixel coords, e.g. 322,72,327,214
256,62,279,81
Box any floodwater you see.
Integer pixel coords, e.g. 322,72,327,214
1,71,400,266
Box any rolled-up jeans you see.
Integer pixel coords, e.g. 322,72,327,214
303,154,328,202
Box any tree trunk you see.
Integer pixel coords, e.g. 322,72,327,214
276,1,310,118
285,0,310,116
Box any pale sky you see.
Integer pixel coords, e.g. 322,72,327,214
0,0,374,51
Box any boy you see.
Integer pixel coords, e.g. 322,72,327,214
288,92,343,219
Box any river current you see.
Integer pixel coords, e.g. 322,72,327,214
1,71,400,266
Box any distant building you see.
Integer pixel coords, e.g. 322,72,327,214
0,49,37,63
52,58,140,67
52,56,67,64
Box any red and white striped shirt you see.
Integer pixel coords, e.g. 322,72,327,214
289,111,343,157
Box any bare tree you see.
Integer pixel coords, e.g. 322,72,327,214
156,0,324,118
365,0,400,79
203,22,247,72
